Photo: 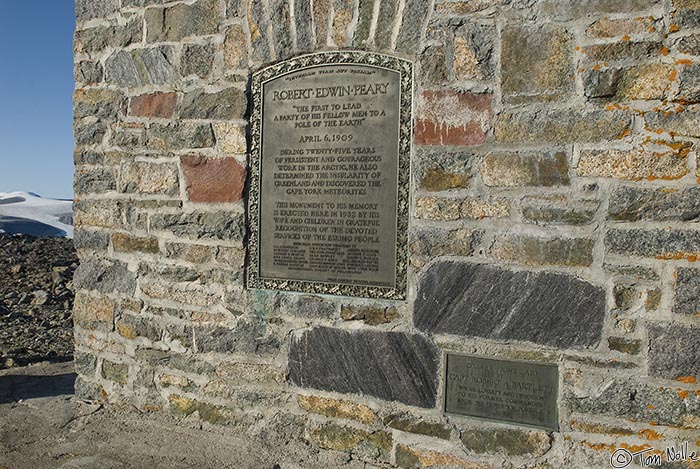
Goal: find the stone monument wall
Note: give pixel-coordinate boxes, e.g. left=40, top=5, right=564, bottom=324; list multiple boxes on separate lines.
left=73, top=0, right=700, bottom=466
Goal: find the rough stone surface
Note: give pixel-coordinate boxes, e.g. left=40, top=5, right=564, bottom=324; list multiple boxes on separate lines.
left=577, top=145, right=689, bottom=181
left=288, top=327, right=440, bottom=408
left=73, top=258, right=136, bottom=295
left=490, top=235, right=594, bottom=267
left=179, top=87, right=247, bottom=120
left=584, top=63, right=675, bottom=101
left=495, top=109, right=630, bottom=144
left=76, top=0, right=119, bottom=21
left=181, top=156, right=246, bottom=203
left=539, top=0, right=660, bottom=21
left=415, top=262, right=606, bottom=348
left=415, top=91, right=492, bottom=146
left=674, top=267, right=700, bottom=315
left=119, top=161, right=179, bottom=196
left=605, top=228, right=700, bottom=260
left=648, top=322, right=700, bottom=380
left=501, top=24, right=573, bottom=103
left=149, top=211, right=245, bottom=241
left=481, top=151, right=569, bottom=187
left=129, top=92, right=177, bottom=118
left=453, top=21, right=496, bottom=81
left=609, top=186, right=700, bottom=222
left=645, top=107, right=700, bottom=137
left=104, top=46, right=177, bottom=88
left=181, top=44, right=215, bottom=78
left=145, top=0, right=220, bottom=42
left=148, top=123, right=215, bottom=150
left=460, top=428, right=551, bottom=457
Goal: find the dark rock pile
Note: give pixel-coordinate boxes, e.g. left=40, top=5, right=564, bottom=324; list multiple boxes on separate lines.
left=0, top=233, right=77, bottom=368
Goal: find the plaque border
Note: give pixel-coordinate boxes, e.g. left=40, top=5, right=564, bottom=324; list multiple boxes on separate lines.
left=442, top=352, right=560, bottom=431
left=247, top=51, right=413, bottom=300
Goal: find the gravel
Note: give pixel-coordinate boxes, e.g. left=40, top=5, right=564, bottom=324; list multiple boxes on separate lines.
left=0, top=233, right=76, bottom=368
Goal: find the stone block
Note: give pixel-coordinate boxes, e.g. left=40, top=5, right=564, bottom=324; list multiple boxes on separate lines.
left=419, top=45, right=448, bottom=86
left=581, top=41, right=663, bottom=64
left=352, top=0, right=374, bottom=47
left=73, top=88, right=125, bottom=121
left=415, top=90, right=492, bottom=146
left=181, top=43, right=215, bottom=78
left=112, top=233, right=160, bottom=254
left=102, top=360, right=129, bottom=384
left=577, top=144, right=689, bottom=181
left=453, top=21, right=496, bottom=81
left=586, top=16, right=659, bottom=38
left=481, top=151, right=569, bottom=187
left=414, top=196, right=510, bottom=221
left=74, top=61, right=104, bottom=85
left=674, top=33, right=700, bottom=55
left=297, top=395, right=377, bottom=424
left=410, top=227, right=483, bottom=259
left=224, top=24, right=248, bottom=70
left=76, top=0, right=118, bottom=21
left=288, top=327, right=439, bottom=408
left=645, top=107, right=700, bottom=137
left=490, top=235, right=594, bottom=267
left=609, top=186, right=700, bottom=222
left=73, top=291, right=116, bottom=332
left=181, top=156, right=246, bottom=203
left=564, top=377, right=697, bottom=427
left=150, top=211, right=245, bottom=241
left=607, top=337, right=641, bottom=355
left=395, top=0, right=431, bottom=54
left=414, top=262, right=606, bottom=348
left=194, top=318, right=279, bottom=354
left=414, top=148, right=474, bottom=191
left=678, top=64, right=700, bottom=103
left=73, top=229, right=111, bottom=252
left=340, top=304, right=399, bottom=325
left=147, top=123, right=215, bottom=150
left=522, top=202, right=597, bottom=226
left=73, top=257, right=136, bottom=295
left=105, top=46, right=177, bottom=88
left=145, top=0, right=220, bottom=42
left=74, top=18, right=142, bottom=55
left=74, top=167, right=117, bottom=195
left=495, top=109, right=630, bottom=144
left=539, top=0, right=660, bottom=21
left=648, top=322, right=700, bottom=380
left=307, top=422, right=392, bottom=462
left=383, top=414, right=452, bottom=440
left=179, top=87, right=247, bottom=120
left=584, top=63, right=675, bottom=100
left=129, top=92, right=177, bottom=118
left=605, top=228, right=700, bottom=261
left=275, top=294, right=337, bottom=319
left=74, top=199, right=123, bottom=230
left=501, top=24, right=573, bottom=103
left=119, top=161, right=179, bottom=196
left=395, top=445, right=492, bottom=469
left=674, top=267, right=700, bottom=315
left=460, top=427, right=551, bottom=457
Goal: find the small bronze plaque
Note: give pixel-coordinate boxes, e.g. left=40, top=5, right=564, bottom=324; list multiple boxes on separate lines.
left=248, top=52, right=412, bottom=299
left=444, top=353, right=559, bottom=431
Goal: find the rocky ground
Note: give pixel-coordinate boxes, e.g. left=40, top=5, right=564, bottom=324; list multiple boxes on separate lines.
left=0, top=233, right=76, bottom=368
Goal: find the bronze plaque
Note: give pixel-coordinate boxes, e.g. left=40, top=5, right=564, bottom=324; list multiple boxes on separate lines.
left=444, top=353, right=559, bottom=430
left=248, top=52, right=412, bottom=299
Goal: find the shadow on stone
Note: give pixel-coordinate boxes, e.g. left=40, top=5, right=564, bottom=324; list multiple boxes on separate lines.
left=0, top=372, right=76, bottom=404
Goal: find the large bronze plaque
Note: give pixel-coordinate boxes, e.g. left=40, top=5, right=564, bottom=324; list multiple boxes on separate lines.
left=444, top=353, right=559, bottom=430
left=248, top=52, right=412, bottom=299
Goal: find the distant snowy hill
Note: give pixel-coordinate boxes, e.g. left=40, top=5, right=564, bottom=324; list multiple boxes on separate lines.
left=0, top=192, right=73, bottom=238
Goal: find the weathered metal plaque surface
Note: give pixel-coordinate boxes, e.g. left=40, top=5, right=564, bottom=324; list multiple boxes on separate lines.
left=248, top=52, right=412, bottom=299
left=444, top=353, right=559, bottom=430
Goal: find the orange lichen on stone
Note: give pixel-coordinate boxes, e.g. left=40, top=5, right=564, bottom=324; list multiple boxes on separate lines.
left=678, top=390, right=690, bottom=399
left=647, top=404, right=655, bottom=410
left=622, top=34, right=631, bottom=41
left=677, top=376, right=698, bottom=384
left=670, top=24, right=681, bottom=33
left=660, top=46, right=670, bottom=56
left=655, top=252, right=699, bottom=262
left=638, top=429, right=664, bottom=441
left=583, top=441, right=616, bottom=453
left=676, top=59, right=693, bottom=65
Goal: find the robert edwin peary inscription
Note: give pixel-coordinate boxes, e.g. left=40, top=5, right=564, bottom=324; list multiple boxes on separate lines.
left=248, top=52, right=412, bottom=299
left=444, top=353, right=559, bottom=431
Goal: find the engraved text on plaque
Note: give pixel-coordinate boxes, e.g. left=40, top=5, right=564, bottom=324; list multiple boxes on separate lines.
left=248, top=52, right=412, bottom=299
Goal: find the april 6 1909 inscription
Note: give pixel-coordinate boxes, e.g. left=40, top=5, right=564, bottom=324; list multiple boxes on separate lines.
left=444, top=353, right=559, bottom=431
left=248, top=52, right=413, bottom=299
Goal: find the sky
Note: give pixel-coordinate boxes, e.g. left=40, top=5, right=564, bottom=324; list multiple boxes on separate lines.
left=0, top=1, right=75, bottom=200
